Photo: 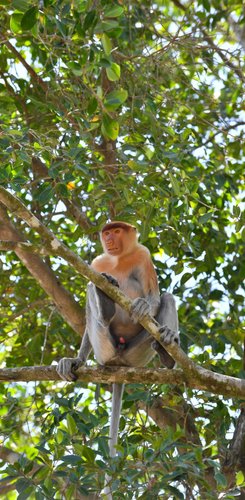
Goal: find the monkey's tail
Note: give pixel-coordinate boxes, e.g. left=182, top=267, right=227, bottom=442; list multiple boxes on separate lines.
left=104, top=382, right=124, bottom=499
left=109, top=382, right=124, bottom=457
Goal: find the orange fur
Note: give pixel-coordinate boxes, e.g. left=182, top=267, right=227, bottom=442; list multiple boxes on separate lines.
left=91, top=224, right=160, bottom=340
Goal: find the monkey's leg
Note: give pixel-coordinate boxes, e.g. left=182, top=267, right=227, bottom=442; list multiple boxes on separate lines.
left=121, top=329, right=155, bottom=366
left=152, top=292, right=179, bottom=368
left=86, top=281, right=118, bottom=364
left=95, top=273, right=119, bottom=322
left=123, top=293, right=179, bottom=368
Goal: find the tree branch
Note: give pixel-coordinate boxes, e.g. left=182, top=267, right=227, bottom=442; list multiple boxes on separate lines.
left=0, top=365, right=244, bottom=398
left=171, top=0, right=245, bottom=82
left=0, top=204, right=85, bottom=336
left=31, top=156, right=92, bottom=231
left=2, top=38, right=48, bottom=91
left=0, top=186, right=244, bottom=398
left=223, top=407, right=245, bottom=475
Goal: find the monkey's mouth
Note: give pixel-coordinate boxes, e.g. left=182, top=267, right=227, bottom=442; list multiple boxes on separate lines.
left=107, top=247, right=119, bottom=253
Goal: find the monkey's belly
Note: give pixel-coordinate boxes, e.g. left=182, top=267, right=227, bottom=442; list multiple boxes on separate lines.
left=110, top=313, right=141, bottom=340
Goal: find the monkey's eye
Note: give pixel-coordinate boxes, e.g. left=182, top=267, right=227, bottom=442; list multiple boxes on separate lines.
left=114, top=228, right=121, bottom=234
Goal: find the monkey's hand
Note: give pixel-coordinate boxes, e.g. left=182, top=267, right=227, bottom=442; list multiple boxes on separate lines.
left=100, top=273, right=119, bottom=288
left=130, top=297, right=151, bottom=323
left=56, top=357, right=83, bottom=382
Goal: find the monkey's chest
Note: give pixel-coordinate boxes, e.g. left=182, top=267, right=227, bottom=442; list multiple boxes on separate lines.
left=116, top=271, right=144, bottom=298
left=110, top=274, right=144, bottom=338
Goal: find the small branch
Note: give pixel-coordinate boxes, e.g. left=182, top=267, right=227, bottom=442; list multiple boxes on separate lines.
left=31, top=156, right=92, bottom=231
left=171, top=0, right=245, bottom=82
left=0, top=240, right=49, bottom=254
left=139, top=392, right=202, bottom=446
left=2, top=38, right=48, bottom=91
left=0, top=298, right=50, bottom=331
left=199, top=121, right=245, bottom=148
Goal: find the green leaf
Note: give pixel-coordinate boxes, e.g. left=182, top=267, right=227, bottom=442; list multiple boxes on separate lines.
left=180, top=273, right=192, bottom=285
left=143, top=146, right=154, bottom=160
left=101, top=115, right=119, bottom=140
left=80, top=445, right=96, bottom=463
left=10, top=13, right=23, bottom=33
left=35, top=185, right=53, bottom=205
left=101, top=33, right=112, bottom=56
left=55, top=429, right=64, bottom=444
left=104, top=5, right=124, bottom=17
left=66, top=414, right=77, bottom=435
left=202, top=0, right=210, bottom=11
left=16, top=478, right=32, bottom=493
left=12, top=0, right=29, bottom=10
left=83, top=10, right=97, bottom=31
left=233, top=205, right=240, bottom=217
left=87, top=97, right=98, bottom=115
left=198, top=212, right=213, bottom=224
left=215, top=471, right=227, bottom=488
left=169, top=173, right=181, bottom=196
left=67, top=62, right=83, bottom=76
left=55, top=182, right=69, bottom=198
left=60, top=454, right=82, bottom=465
left=106, top=62, right=121, bottom=81
left=104, top=89, right=128, bottom=110
left=236, top=471, right=245, bottom=486
left=101, top=20, right=119, bottom=32
left=17, top=487, right=35, bottom=500
left=32, top=466, right=50, bottom=482
left=21, top=6, right=38, bottom=30
left=209, top=290, right=223, bottom=300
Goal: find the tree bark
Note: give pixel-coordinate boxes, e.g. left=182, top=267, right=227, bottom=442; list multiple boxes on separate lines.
left=0, top=365, right=244, bottom=398
left=0, top=204, right=85, bottom=335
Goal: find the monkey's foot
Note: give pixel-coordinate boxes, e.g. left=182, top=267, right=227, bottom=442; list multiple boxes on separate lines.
left=157, top=325, right=179, bottom=345
left=56, top=357, right=83, bottom=382
left=152, top=340, right=175, bottom=369
left=152, top=326, right=179, bottom=369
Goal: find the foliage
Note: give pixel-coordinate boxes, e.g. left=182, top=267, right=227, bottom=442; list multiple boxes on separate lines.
left=0, top=0, right=244, bottom=498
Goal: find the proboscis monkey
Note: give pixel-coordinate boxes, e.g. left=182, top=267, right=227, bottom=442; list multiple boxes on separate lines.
left=57, top=221, right=179, bottom=497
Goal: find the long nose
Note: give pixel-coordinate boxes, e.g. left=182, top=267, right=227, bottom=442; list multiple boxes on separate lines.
left=105, top=234, right=114, bottom=243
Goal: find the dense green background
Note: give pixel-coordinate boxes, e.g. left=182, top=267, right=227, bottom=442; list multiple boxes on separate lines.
left=0, top=0, right=244, bottom=498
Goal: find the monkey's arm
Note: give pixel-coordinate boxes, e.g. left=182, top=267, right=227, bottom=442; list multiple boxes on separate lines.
left=130, top=252, right=160, bottom=322
left=56, top=330, right=92, bottom=381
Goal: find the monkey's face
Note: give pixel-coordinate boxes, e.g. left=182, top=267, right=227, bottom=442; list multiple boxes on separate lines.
left=102, top=227, right=125, bottom=255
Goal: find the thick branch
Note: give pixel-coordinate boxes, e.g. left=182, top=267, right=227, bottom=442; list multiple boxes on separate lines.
left=0, top=365, right=244, bottom=398
left=0, top=204, right=85, bottom=335
left=0, top=187, right=244, bottom=398
left=223, top=407, right=245, bottom=475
